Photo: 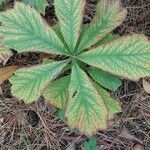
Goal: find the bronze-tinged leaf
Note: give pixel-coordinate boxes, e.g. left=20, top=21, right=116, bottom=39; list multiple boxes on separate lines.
left=0, top=2, right=68, bottom=55
left=66, top=62, right=108, bottom=135
left=55, top=0, right=85, bottom=51
left=78, top=34, right=150, bottom=80
left=43, top=76, right=70, bottom=109
left=10, top=60, right=69, bottom=103
left=77, top=0, right=127, bottom=52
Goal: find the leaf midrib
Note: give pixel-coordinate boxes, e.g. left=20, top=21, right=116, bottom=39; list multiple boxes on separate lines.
left=72, top=66, right=105, bottom=122
left=2, top=14, right=66, bottom=54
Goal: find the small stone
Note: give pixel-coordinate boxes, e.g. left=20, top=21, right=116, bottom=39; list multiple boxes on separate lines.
left=27, top=110, right=40, bottom=127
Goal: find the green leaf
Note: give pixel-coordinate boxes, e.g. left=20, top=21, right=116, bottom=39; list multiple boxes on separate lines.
left=43, top=57, right=71, bottom=73
left=53, top=24, right=65, bottom=43
left=51, top=108, right=66, bottom=122
left=94, top=32, right=119, bottom=48
left=0, top=2, right=68, bottom=55
left=78, top=35, right=150, bottom=80
left=66, top=62, right=108, bottom=135
left=53, top=24, right=69, bottom=49
left=43, top=58, right=55, bottom=64
left=54, top=0, right=85, bottom=51
left=10, top=60, right=69, bottom=103
left=57, top=109, right=66, bottom=122
left=43, top=76, right=70, bottom=109
left=95, top=84, right=121, bottom=119
left=77, top=0, right=127, bottom=52
left=75, top=24, right=88, bottom=51
left=83, top=137, right=98, bottom=150
left=22, top=0, right=48, bottom=14
left=88, top=67, right=122, bottom=91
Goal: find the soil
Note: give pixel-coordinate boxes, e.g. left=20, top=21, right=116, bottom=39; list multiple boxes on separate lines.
left=0, top=0, right=150, bottom=150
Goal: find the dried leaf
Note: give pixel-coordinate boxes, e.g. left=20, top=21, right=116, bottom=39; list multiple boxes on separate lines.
left=119, top=127, right=142, bottom=143
left=0, top=66, right=18, bottom=85
left=133, top=143, right=144, bottom=150
left=0, top=45, right=12, bottom=65
left=143, top=79, right=150, bottom=94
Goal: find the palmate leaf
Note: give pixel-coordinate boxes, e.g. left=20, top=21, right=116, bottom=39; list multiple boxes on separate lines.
left=53, top=24, right=65, bottom=43
left=94, top=32, right=119, bottom=48
left=0, top=2, right=68, bottom=55
left=53, top=24, right=69, bottom=49
left=54, top=0, right=85, bottom=51
left=95, top=84, right=121, bottom=119
left=66, top=62, right=108, bottom=135
left=43, top=76, right=70, bottom=109
left=88, top=67, right=122, bottom=92
left=22, top=0, right=48, bottom=14
left=77, top=0, right=127, bottom=52
left=10, top=60, right=69, bottom=102
left=78, top=35, right=150, bottom=80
